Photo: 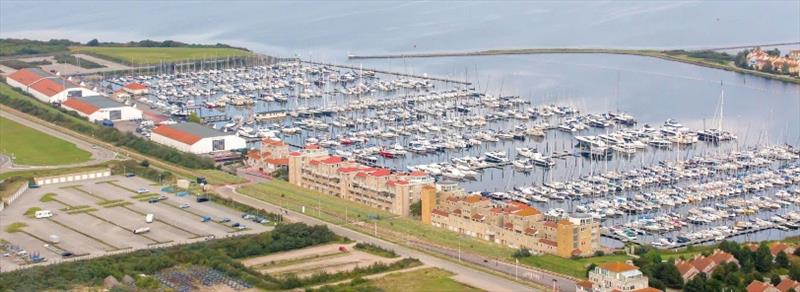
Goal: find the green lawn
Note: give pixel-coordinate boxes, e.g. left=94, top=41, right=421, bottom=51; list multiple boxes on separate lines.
left=316, top=268, right=483, bottom=292
left=71, top=46, right=253, bottom=65
left=0, top=116, right=91, bottom=166
left=196, top=169, right=246, bottom=185
left=518, top=253, right=633, bottom=279
left=239, top=181, right=514, bottom=259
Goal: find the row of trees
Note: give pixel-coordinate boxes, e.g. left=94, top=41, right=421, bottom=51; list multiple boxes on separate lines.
left=0, top=223, right=339, bottom=291
left=85, top=38, right=249, bottom=51
left=0, top=38, right=248, bottom=57
left=0, top=87, right=216, bottom=169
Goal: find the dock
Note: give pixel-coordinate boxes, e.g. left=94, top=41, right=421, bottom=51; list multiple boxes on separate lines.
left=602, top=220, right=798, bottom=249
left=300, top=60, right=471, bottom=85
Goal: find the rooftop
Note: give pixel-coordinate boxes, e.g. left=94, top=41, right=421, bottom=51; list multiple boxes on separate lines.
left=152, top=122, right=230, bottom=145
left=8, top=68, right=80, bottom=97
left=599, top=262, right=639, bottom=273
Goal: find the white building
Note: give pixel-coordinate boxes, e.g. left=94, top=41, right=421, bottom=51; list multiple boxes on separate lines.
left=588, top=262, right=651, bottom=292
left=122, top=82, right=149, bottom=95
left=6, top=68, right=98, bottom=103
left=151, top=122, right=246, bottom=154
left=61, top=95, right=142, bottom=122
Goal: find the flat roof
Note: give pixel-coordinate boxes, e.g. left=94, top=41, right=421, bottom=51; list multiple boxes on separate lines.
left=167, top=122, right=229, bottom=138
left=71, top=95, right=127, bottom=109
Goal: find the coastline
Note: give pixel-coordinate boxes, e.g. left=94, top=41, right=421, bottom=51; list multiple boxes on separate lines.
left=348, top=48, right=800, bottom=85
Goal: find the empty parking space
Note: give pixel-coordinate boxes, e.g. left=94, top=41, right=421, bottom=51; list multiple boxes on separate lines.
left=0, top=175, right=272, bottom=271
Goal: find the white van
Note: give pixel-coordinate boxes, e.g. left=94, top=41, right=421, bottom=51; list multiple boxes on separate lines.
left=145, top=214, right=154, bottom=223
left=34, top=210, right=53, bottom=219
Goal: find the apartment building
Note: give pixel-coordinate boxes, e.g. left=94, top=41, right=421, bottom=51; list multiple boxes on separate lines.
left=426, top=193, right=600, bottom=257
left=288, top=145, right=434, bottom=216
left=245, top=138, right=290, bottom=172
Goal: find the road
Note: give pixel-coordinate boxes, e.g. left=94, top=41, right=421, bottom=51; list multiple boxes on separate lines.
left=0, top=108, right=118, bottom=173
left=215, top=185, right=544, bottom=292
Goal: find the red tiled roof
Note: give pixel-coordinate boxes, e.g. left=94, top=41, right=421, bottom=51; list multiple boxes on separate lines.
left=543, top=221, right=558, bottom=228
left=265, top=158, right=288, bottom=165
left=152, top=125, right=202, bottom=145
left=370, top=168, right=391, bottom=177
left=769, top=243, right=790, bottom=256
left=262, top=139, right=286, bottom=146
left=777, top=278, right=800, bottom=292
left=599, top=262, right=639, bottom=273
left=320, top=156, right=343, bottom=164
left=432, top=209, right=449, bottom=217
left=512, top=206, right=541, bottom=217
left=691, top=257, right=716, bottom=272
left=409, top=170, right=427, bottom=177
left=8, top=68, right=78, bottom=97
left=676, top=262, right=698, bottom=277
left=708, top=251, right=736, bottom=265
left=62, top=98, right=98, bottom=115
left=463, top=195, right=482, bottom=204
left=355, top=172, right=367, bottom=178
left=305, top=144, right=320, bottom=150
left=247, top=150, right=261, bottom=159
left=747, top=280, right=772, bottom=292
left=337, top=167, right=361, bottom=173
left=124, top=82, right=147, bottom=90
left=290, top=151, right=301, bottom=156
left=576, top=280, right=593, bottom=289
left=452, top=209, right=462, bottom=215
left=524, top=227, right=537, bottom=235
left=471, top=213, right=485, bottom=221
left=504, top=222, right=514, bottom=229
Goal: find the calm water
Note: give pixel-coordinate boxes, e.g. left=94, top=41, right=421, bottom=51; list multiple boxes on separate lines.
left=3, top=0, right=800, bottom=245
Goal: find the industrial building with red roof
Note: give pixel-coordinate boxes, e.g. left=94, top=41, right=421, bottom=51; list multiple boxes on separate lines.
left=6, top=68, right=98, bottom=102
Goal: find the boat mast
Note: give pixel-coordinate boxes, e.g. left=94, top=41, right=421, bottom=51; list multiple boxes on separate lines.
left=718, top=81, right=724, bottom=131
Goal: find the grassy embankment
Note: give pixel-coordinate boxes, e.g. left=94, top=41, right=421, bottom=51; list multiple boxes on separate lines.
left=0, top=116, right=91, bottom=165
left=71, top=46, right=254, bottom=65
left=239, top=180, right=634, bottom=279
left=353, top=48, right=800, bottom=85
left=314, top=267, right=484, bottom=292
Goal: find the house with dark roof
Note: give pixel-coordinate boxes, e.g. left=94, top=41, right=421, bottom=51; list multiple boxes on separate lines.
left=150, top=122, right=246, bottom=154
left=6, top=68, right=98, bottom=103
left=61, top=95, right=142, bottom=122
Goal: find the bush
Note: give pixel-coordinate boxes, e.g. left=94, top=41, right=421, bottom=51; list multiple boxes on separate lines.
left=512, top=248, right=531, bottom=258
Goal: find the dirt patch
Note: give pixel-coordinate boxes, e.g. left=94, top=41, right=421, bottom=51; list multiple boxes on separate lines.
left=241, top=243, right=400, bottom=278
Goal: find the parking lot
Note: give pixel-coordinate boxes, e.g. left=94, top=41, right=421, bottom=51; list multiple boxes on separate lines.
left=0, top=175, right=272, bottom=271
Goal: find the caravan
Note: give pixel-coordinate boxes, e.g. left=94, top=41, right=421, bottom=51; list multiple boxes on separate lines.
left=35, top=210, right=53, bottom=219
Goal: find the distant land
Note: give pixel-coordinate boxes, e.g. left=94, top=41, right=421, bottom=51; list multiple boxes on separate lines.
left=349, top=46, right=800, bottom=85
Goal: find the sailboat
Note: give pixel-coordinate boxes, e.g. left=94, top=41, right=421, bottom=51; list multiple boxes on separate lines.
left=698, top=82, right=738, bottom=142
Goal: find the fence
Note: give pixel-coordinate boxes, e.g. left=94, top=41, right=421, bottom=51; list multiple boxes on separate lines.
left=34, top=169, right=111, bottom=186
left=0, top=182, right=29, bottom=212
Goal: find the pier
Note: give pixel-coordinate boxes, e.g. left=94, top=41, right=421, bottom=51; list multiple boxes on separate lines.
left=300, top=60, right=471, bottom=85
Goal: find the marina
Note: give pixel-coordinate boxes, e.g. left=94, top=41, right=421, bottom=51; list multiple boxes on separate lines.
left=89, top=58, right=800, bottom=250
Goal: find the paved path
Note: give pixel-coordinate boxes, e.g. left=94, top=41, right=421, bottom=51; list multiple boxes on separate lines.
left=0, top=108, right=118, bottom=173
left=215, top=185, right=541, bottom=292
left=304, top=265, right=431, bottom=290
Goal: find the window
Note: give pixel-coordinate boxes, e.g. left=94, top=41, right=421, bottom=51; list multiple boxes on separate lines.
left=212, top=139, right=225, bottom=151
left=109, top=110, right=122, bottom=120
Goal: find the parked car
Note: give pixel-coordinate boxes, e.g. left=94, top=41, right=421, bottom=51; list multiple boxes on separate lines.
left=179, top=203, right=190, bottom=209
left=136, top=188, right=149, bottom=194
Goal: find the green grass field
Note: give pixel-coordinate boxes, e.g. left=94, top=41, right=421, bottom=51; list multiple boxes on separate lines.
left=0, top=116, right=91, bottom=166
left=70, top=46, right=253, bottom=65
left=518, top=253, right=632, bottom=279
left=196, top=169, right=246, bottom=185
left=317, top=268, right=483, bottom=292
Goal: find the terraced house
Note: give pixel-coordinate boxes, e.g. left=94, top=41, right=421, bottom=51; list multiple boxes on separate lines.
left=288, top=145, right=434, bottom=216
left=426, top=193, right=600, bottom=257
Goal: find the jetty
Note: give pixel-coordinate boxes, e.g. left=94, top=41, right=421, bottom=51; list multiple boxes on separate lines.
left=300, top=60, right=471, bottom=85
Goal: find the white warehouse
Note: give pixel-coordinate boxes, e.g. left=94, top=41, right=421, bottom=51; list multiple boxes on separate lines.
left=6, top=68, right=98, bottom=103
left=151, top=122, right=246, bottom=154
left=61, top=95, right=143, bottom=122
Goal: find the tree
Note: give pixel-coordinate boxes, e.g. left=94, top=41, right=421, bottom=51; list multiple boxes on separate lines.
left=512, top=248, right=531, bottom=258
left=586, top=263, right=598, bottom=277
left=790, top=264, right=800, bottom=281
left=653, top=262, right=683, bottom=289
left=140, top=159, right=150, bottom=168
left=795, top=248, right=800, bottom=257
left=776, top=251, right=790, bottom=269
left=767, top=48, right=781, bottom=57
left=648, top=278, right=666, bottom=291
left=772, top=274, right=782, bottom=285
left=409, top=200, right=421, bottom=217
left=755, top=243, right=774, bottom=273
left=724, top=272, right=740, bottom=287
left=87, top=38, right=99, bottom=46
left=188, top=113, right=203, bottom=123
left=684, top=273, right=707, bottom=292
left=763, top=62, right=774, bottom=73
